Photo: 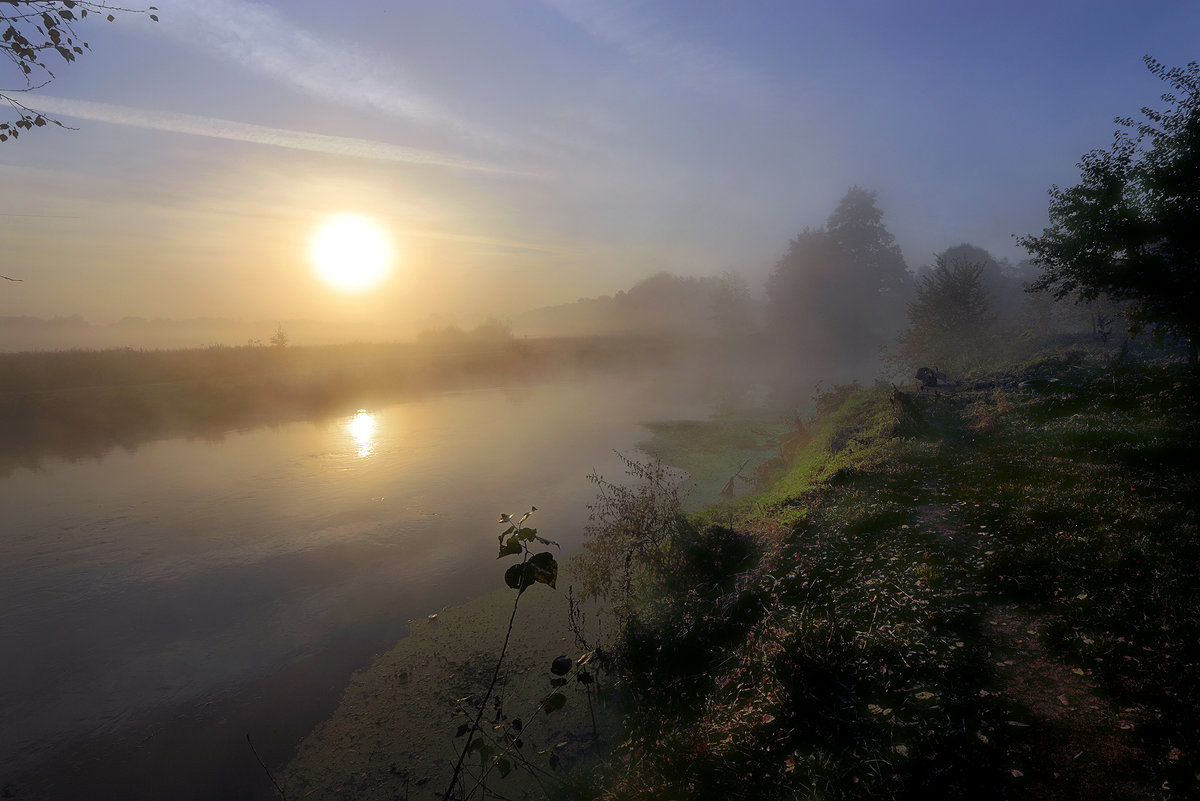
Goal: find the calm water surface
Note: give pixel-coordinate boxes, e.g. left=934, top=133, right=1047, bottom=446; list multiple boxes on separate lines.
left=0, top=372, right=718, bottom=799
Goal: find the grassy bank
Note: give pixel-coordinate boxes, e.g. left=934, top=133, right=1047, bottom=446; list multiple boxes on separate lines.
left=581, top=341, right=1199, bottom=799
left=0, top=334, right=689, bottom=474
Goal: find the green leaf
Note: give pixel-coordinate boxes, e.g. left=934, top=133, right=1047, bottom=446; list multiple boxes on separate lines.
left=495, top=757, right=512, bottom=778
left=498, top=536, right=522, bottom=558
left=455, top=723, right=470, bottom=738
left=542, top=691, right=567, bottom=714
left=516, top=527, right=537, bottom=542
left=550, top=655, right=573, bottom=675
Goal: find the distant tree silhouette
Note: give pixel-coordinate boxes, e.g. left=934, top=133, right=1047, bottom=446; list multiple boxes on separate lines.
left=1, top=1, right=157, bottom=142
left=766, top=187, right=911, bottom=379
left=898, top=255, right=994, bottom=370
left=708, top=271, right=758, bottom=343
left=1019, top=56, right=1200, bottom=364
left=935, top=243, right=1026, bottom=324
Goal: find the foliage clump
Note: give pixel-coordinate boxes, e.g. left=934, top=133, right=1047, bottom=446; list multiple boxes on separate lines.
left=1019, top=57, right=1200, bottom=363
left=898, top=255, right=996, bottom=371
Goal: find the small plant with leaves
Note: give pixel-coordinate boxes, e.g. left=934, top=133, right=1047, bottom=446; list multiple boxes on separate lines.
left=442, top=507, right=578, bottom=801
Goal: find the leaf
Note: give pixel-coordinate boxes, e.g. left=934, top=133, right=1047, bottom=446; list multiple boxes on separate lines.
left=550, top=655, right=573, bottom=675
left=498, top=536, right=521, bottom=558
left=495, top=757, right=512, bottom=778
left=516, top=526, right=537, bottom=542
left=542, top=691, right=567, bottom=713
left=455, top=723, right=470, bottom=738
left=504, top=563, right=530, bottom=592
left=528, top=551, right=558, bottom=589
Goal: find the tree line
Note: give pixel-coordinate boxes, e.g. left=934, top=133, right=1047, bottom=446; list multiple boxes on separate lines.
left=766, top=56, right=1200, bottom=382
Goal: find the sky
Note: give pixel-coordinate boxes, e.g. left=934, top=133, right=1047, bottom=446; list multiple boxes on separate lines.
left=1, top=0, right=1198, bottom=340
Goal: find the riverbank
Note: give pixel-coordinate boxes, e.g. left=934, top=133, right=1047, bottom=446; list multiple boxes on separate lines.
left=0, top=334, right=712, bottom=474
left=279, top=339, right=1200, bottom=799
left=279, top=574, right=615, bottom=800
left=277, top=411, right=789, bottom=799
left=591, top=341, right=1200, bottom=799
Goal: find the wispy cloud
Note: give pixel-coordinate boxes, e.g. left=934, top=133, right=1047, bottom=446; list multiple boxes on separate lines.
left=150, top=0, right=508, bottom=146
left=541, top=0, right=772, bottom=105
left=31, top=96, right=529, bottom=175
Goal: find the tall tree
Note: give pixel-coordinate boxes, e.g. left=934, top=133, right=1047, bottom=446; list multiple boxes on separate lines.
left=766, top=188, right=911, bottom=379
left=2, top=1, right=157, bottom=142
left=898, top=255, right=995, bottom=369
left=1018, top=56, right=1200, bottom=363
left=937, top=243, right=1025, bottom=323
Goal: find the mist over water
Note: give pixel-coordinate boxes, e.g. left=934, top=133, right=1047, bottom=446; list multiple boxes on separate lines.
left=0, top=369, right=727, bottom=800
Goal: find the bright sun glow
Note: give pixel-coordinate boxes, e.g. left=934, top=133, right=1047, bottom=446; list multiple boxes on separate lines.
left=309, top=214, right=393, bottom=292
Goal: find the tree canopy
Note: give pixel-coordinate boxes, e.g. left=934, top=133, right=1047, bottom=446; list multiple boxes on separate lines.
left=766, top=187, right=911, bottom=379
left=2, top=1, right=156, bottom=142
left=1018, top=56, right=1200, bottom=362
left=898, top=255, right=995, bottom=370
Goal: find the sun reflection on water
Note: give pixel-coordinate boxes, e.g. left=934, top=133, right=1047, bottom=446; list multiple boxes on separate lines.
left=346, top=410, right=377, bottom=458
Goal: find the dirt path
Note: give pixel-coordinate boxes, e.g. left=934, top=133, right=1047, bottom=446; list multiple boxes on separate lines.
left=916, top=501, right=1152, bottom=800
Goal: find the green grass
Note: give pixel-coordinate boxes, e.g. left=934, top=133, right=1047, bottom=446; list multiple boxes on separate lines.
left=583, top=341, right=1200, bottom=800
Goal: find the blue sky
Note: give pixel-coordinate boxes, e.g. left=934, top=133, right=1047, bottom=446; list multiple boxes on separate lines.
left=1, top=0, right=1198, bottom=336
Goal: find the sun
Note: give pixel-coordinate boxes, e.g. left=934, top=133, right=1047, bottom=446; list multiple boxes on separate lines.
left=309, top=214, right=393, bottom=292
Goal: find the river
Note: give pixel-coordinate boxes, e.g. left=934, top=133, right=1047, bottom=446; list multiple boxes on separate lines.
left=0, top=370, right=723, bottom=800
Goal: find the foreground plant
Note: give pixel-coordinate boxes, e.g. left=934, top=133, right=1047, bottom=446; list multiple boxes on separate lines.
left=442, top=507, right=602, bottom=801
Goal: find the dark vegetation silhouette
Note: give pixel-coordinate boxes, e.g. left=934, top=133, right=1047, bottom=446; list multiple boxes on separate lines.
left=514, top=271, right=759, bottom=344
left=1019, top=56, right=1200, bottom=364
left=1, top=1, right=157, bottom=142
left=898, top=255, right=996, bottom=371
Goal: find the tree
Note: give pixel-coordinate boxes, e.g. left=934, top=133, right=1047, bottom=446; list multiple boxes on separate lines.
left=708, top=271, right=757, bottom=343
left=898, top=255, right=995, bottom=370
left=2, top=1, right=157, bottom=142
left=1018, top=56, right=1200, bottom=363
left=766, top=187, right=912, bottom=381
left=936, top=243, right=1025, bottom=324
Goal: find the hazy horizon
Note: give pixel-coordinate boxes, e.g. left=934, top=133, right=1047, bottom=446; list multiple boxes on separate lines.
left=3, top=1, right=1199, bottom=334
